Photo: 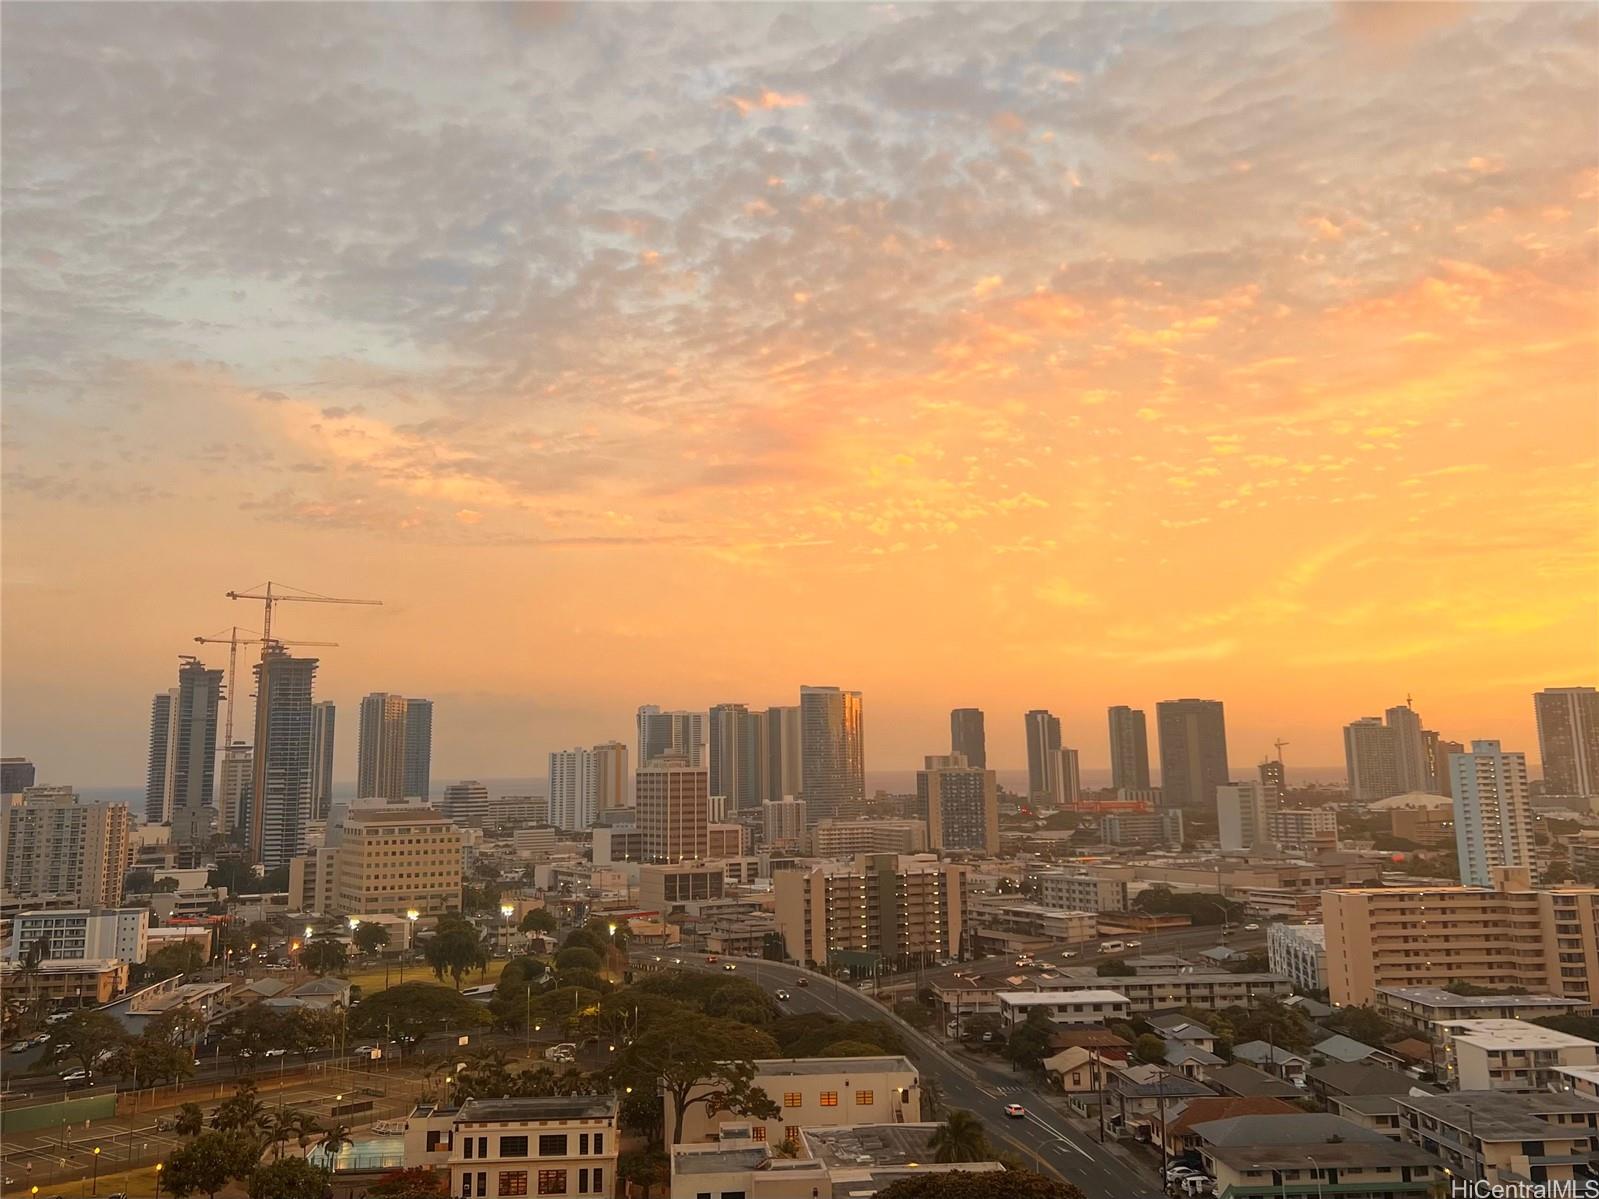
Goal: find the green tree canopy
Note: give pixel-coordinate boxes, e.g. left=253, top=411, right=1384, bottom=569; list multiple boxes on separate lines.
left=612, top=1015, right=781, bottom=1143
left=354, top=922, right=392, bottom=954
left=301, top=938, right=349, bottom=976
left=520, top=908, right=558, bottom=934
left=1134, top=1033, right=1168, bottom=1064
left=146, top=941, right=206, bottom=981
left=554, top=946, right=603, bottom=973
left=247, top=1157, right=329, bottom=1199
left=1005, top=1010, right=1055, bottom=1069
left=877, top=1170, right=1086, bottom=1199
left=162, top=1130, right=261, bottom=1199
left=425, top=927, right=489, bottom=988
left=350, top=981, right=492, bottom=1044
left=927, top=1111, right=992, bottom=1163
left=1096, top=958, right=1132, bottom=977
left=48, top=1009, right=128, bottom=1074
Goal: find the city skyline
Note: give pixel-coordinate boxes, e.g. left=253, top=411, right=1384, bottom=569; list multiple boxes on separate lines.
left=3, top=3, right=1596, bottom=785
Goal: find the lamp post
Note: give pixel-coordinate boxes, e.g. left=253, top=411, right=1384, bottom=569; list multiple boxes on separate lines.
left=91, top=1145, right=101, bottom=1196
left=501, top=905, right=516, bottom=956
left=153, top=1164, right=162, bottom=1199
left=404, top=910, right=420, bottom=981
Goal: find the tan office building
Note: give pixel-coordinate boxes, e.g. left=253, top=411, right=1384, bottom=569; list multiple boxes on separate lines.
left=636, top=753, right=709, bottom=863
left=333, top=806, right=462, bottom=917
left=775, top=853, right=966, bottom=969
left=1322, top=866, right=1599, bottom=1006
left=675, top=1056, right=921, bottom=1145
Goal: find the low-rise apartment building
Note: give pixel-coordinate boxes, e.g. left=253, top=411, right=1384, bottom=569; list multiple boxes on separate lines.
left=2, top=908, right=149, bottom=964
left=1396, top=1092, right=1599, bottom=1188
left=1036, top=871, right=1130, bottom=912
left=998, top=990, right=1132, bottom=1029
left=967, top=898, right=1098, bottom=957
left=807, top=819, right=928, bottom=857
left=1443, top=1019, right=1599, bottom=1091
left=1373, top=986, right=1590, bottom=1035
left=1193, top=1113, right=1439, bottom=1199
left=404, top=1096, right=617, bottom=1199
left=933, top=970, right=1290, bottom=1020
left=1266, top=808, right=1338, bottom=854
left=0, top=957, right=128, bottom=1004
left=676, top=1056, right=921, bottom=1145
left=774, top=853, right=965, bottom=970
left=1322, top=866, right=1599, bottom=1006
left=1267, top=921, right=1326, bottom=993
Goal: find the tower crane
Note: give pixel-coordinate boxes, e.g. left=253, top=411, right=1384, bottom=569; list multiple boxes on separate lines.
left=224, top=581, right=382, bottom=646
left=194, top=628, right=339, bottom=747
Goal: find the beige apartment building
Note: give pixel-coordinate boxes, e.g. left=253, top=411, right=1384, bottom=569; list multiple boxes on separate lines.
left=1396, top=1092, right=1599, bottom=1189
left=775, top=853, right=966, bottom=969
left=332, top=806, right=463, bottom=917
left=1322, top=866, right=1599, bottom=1006
left=1, top=787, right=130, bottom=909
left=675, top=1056, right=921, bottom=1144
left=808, top=818, right=928, bottom=857
left=636, top=753, right=709, bottom=863
left=1443, top=1020, right=1599, bottom=1091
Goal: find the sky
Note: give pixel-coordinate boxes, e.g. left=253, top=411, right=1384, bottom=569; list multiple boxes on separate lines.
left=2, top=2, right=1596, bottom=788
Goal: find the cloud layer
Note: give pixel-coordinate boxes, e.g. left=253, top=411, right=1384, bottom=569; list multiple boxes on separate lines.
left=3, top=2, right=1595, bottom=782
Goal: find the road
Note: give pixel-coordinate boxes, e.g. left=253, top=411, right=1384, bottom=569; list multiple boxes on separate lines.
left=644, top=951, right=1164, bottom=1199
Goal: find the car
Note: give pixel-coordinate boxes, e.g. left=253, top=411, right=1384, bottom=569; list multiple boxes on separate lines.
left=61, top=1069, right=91, bottom=1083
left=981, top=1031, right=995, bottom=1043
left=1123, top=940, right=1143, bottom=949
left=263, top=1048, right=288, bottom=1058
left=652, top=955, right=662, bottom=962
left=1004, top=1103, right=1026, bottom=1118
left=705, top=956, right=719, bottom=964
left=1243, top=923, right=1261, bottom=931
left=7, top=1041, right=31, bottom=1053
left=238, top=1049, right=254, bottom=1058
left=775, top=990, right=790, bottom=1001
left=32, top=1033, right=52, bottom=1045
left=352, top=1045, right=378, bottom=1056
left=1060, top=950, right=1078, bottom=959
left=796, top=978, right=808, bottom=987
left=1180, top=1177, right=1214, bottom=1195
left=723, top=963, right=736, bottom=971
left=46, top=1012, right=71, bottom=1024
left=671, top=957, right=683, bottom=964
left=1167, top=1166, right=1201, bottom=1181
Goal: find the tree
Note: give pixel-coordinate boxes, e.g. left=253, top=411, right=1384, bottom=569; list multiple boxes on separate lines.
left=218, top=1006, right=292, bottom=1064
left=285, top=1008, right=340, bottom=1062
left=821, top=1039, right=886, bottom=1057
left=554, top=946, right=603, bottom=974
left=876, top=1170, right=1086, bottom=1199
left=354, top=922, right=392, bottom=955
left=349, top=982, right=491, bottom=1046
left=147, top=941, right=206, bottom=981
left=519, top=908, right=558, bottom=935
left=48, top=1009, right=128, bottom=1074
left=174, top=1102, right=206, bottom=1138
left=301, top=938, right=349, bottom=977
left=895, top=999, right=934, bottom=1030
left=1005, top=1011, right=1054, bottom=1070
left=368, top=1167, right=449, bottom=1199
left=213, top=1082, right=268, bottom=1133
left=247, top=1158, right=329, bottom=1199
left=618, top=1149, right=670, bottom=1198
left=1134, top=1033, right=1168, bottom=1064
left=320, top=1123, right=354, bottom=1161
left=927, top=1111, right=992, bottom=1163
left=1096, top=958, right=1131, bottom=977
left=1132, top=887, right=1244, bottom=926
left=162, top=1131, right=261, bottom=1199
left=613, top=1017, right=781, bottom=1143
left=1324, top=1005, right=1400, bottom=1047
left=425, top=927, right=489, bottom=989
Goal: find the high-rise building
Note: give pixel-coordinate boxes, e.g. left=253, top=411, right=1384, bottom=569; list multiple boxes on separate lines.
left=169, top=657, right=223, bottom=844
left=217, top=742, right=252, bottom=837
left=441, top=780, right=490, bottom=827
left=0, top=758, right=35, bottom=795
left=1343, top=716, right=1403, bottom=801
left=1451, top=740, right=1533, bottom=887
left=915, top=753, right=998, bottom=853
left=404, top=699, right=433, bottom=801
left=357, top=693, right=409, bottom=800
left=709, top=703, right=764, bottom=812
left=636, top=752, right=709, bottom=863
left=1535, top=687, right=1599, bottom=798
left=1156, top=699, right=1230, bottom=809
left=2, top=787, right=130, bottom=908
left=310, top=702, right=336, bottom=820
left=1024, top=710, right=1063, bottom=805
left=1059, top=747, right=1082, bottom=808
left=766, top=705, right=802, bottom=803
left=548, top=748, right=597, bottom=832
left=249, top=646, right=319, bottom=868
left=1322, top=867, right=1599, bottom=1006
left=762, top=797, right=807, bottom=848
left=1259, top=757, right=1286, bottom=801
left=950, top=709, right=987, bottom=769
left=636, top=705, right=705, bottom=767
left=1107, top=706, right=1151, bottom=791
left=1217, top=781, right=1272, bottom=852
left=775, top=853, right=967, bottom=970
left=593, top=741, right=630, bottom=811
left=799, top=686, right=864, bottom=824
left=1386, top=704, right=1434, bottom=795
left=144, top=689, right=176, bottom=823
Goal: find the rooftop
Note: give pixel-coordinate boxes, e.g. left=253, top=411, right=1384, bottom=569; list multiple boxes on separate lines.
left=672, top=1145, right=769, bottom=1175
left=1234, top=1041, right=1309, bottom=1065
left=1397, top=1092, right=1599, bottom=1139
left=1203, top=1064, right=1303, bottom=1098
left=1168, top=1096, right=1301, bottom=1136
left=1377, top=986, right=1584, bottom=1009
left=749, top=1056, right=915, bottom=1077
left=802, top=1123, right=941, bottom=1169
left=1314, top=1034, right=1381, bottom=1062
left=1447, top=1020, right=1599, bottom=1051
left=454, top=1095, right=618, bottom=1123
left=1308, top=1062, right=1434, bottom=1096
left=998, top=989, right=1131, bottom=1005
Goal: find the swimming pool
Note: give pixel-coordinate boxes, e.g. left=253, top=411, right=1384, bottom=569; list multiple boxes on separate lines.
left=307, top=1133, right=405, bottom=1172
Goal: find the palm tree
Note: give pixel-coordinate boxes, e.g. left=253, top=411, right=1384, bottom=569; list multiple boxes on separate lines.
left=174, top=1102, right=205, bottom=1138
left=319, top=1123, right=354, bottom=1169
left=287, top=1110, right=324, bottom=1154
left=212, top=1082, right=267, bottom=1132
left=928, top=1110, right=992, bottom=1163
left=266, top=1110, right=298, bottom=1160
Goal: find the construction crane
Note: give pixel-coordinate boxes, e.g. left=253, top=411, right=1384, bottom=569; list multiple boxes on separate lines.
left=225, top=581, right=382, bottom=645
left=194, top=627, right=339, bottom=747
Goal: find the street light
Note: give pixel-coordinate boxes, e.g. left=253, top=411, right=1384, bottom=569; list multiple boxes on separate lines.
left=91, top=1145, right=101, bottom=1196
left=501, top=904, right=515, bottom=954
left=403, top=910, right=420, bottom=980
left=154, top=1163, right=162, bottom=1199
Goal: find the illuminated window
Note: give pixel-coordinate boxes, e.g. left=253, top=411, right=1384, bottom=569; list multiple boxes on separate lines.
left=750, top=1126, right=767, bottom=1141
left=855, top=1091, right=874, bottom=1105
left=820, top=1092, right=838, bottom=1107
left=499, top=1172, right=528, bottom=1196
left=536, top=1170, right=567, bottom=1195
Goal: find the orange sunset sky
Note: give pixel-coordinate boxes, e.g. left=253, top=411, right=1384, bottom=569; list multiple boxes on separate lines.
left=2, top=2, right=1596, bottom=786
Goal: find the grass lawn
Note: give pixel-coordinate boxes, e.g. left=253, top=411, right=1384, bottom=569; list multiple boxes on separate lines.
left=57, top=1161, right=165, bottom=1197
left=340, top=956, right=513, bottom=993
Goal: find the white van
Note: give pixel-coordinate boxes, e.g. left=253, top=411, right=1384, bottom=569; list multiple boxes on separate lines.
left=1100, top=940, right=1126, bottom=953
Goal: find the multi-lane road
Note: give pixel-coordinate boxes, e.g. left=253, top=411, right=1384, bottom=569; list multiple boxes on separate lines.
left=645, top=951, right=1165, bottom=1199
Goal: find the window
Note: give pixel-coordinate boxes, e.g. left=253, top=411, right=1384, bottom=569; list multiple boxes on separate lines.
left=428, top=1130, right=451, bottom=1151
left=820, top=1092, right=838, bottom=1107
left=784, top=1092, right=803, bottom=1108
left=593, top=1134, right=602, bottom=1155
left=855, top=1091, right=874, bottom=1105
left=536, top=1170, right=567, bottom=1195
left=591, top=1169, right=602, bottom=1194
left=538, top=1134, right=569, bottom=1156
left=578, top=1169, right=588, bottom=1192
left=578, top=1134, right=588, bottom=1155
left=750, top=1125, right=766, bottom=1141
left=500, top=1137, right=529, bottom=1158
left=499, top=1172, right=528, bottom=1196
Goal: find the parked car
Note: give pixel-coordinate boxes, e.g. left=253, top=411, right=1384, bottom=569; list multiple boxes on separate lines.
left=61, top=1069, right=92, bottom=1083
left=31, top=1033, right=52, bottom=1045
left=1060, top=950, right=1078, bottom=958
left=722, top=963, right=736, bottom=971
left=1004, top=1103, right=1026, bottom=1118
left=46, top=1012, right=72, bottom=1024
left=1123, top=940, right=1143, bottom=949
left=1243, top=923, right=1261, bottom=931
left=1166, top=1165, right=1200, bottom=1181
left=7, top=1042, right=31, bottom=1054
left=263, top=1048, right=287, bottom=1058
